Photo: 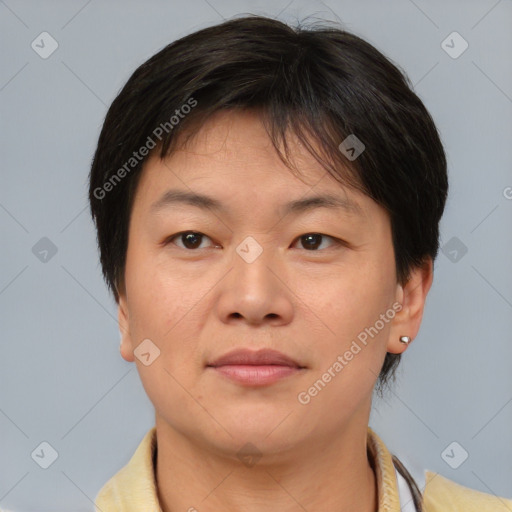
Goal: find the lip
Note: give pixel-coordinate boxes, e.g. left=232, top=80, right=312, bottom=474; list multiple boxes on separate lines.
left=207, top=348, right=305, bottom=387
left=208, top=348, right=302, bottom=368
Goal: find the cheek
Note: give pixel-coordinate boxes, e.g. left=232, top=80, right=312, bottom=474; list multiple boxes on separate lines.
left=125, top=245, right=198, bottom=335
left=302, top=259, right=395, bottom=342
left=296, top=260, right=395, bottom=410
left=124, top=252, right=215, bottom=387
left=297, top=280, right=393, bottom=413
left=124, top=261, right=206, bottom=404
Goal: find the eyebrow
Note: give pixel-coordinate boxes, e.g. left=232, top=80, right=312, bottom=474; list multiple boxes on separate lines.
left=150, top=189, right=364, bottom=217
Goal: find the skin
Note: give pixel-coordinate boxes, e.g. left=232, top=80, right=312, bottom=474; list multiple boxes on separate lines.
left=118, top=110, right=433, bottom=512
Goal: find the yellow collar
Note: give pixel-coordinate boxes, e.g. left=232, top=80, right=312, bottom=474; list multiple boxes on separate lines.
left=367, top=427, right=402, bottom=511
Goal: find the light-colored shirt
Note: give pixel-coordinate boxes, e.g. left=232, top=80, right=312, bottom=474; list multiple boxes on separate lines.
left=95, top=427, right=512, bottom=511
left=395, top=468, right=416, bottom=511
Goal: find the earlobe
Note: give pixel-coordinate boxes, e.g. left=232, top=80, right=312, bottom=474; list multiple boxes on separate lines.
left=387, top=258, right=434, bottom=354
left=118, top=294, right=135, bottom=362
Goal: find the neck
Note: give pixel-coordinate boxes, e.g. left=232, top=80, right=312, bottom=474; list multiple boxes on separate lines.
left=155, top=418, right=377, bottom=512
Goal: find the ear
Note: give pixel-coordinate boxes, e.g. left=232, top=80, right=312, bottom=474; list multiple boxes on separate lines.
left=118, top=292, right=135, bottom=362
left=387, top=258, right=434, bottom=354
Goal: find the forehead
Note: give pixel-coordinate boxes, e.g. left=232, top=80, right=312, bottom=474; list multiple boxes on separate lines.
left=157, top=109, right=329, bottom=183
left=134, top=110, right=376, bottom=222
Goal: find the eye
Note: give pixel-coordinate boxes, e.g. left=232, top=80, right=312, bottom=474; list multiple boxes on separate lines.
left=292, top=233, right=340, bottom=251
left=164, top=231, right=344, bottom=252
left=165, top=231, right=215, bottom=250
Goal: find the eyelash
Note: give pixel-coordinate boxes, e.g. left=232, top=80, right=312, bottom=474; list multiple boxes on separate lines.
left=163, top=231, right=346, bottom=252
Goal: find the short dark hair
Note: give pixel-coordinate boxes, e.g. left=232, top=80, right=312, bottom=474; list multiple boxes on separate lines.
left=89, top=15, right=448, bottom=389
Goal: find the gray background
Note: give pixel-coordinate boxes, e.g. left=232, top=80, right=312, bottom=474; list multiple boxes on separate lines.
left=1, top=0, right=511, bottom=510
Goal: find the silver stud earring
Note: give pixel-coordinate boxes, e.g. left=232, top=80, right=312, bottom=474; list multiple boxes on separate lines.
left=399, top=336, right=411, bottom=345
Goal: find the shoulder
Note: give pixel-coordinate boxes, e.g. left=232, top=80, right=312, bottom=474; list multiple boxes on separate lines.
left=423, top=470, right=512, bottom=512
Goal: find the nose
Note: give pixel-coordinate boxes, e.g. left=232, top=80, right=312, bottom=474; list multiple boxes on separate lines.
left=214, top=241, right=294, bottom=327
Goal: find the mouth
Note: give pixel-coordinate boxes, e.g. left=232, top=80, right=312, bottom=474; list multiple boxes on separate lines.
left=206, top=348, right=306, bottom=387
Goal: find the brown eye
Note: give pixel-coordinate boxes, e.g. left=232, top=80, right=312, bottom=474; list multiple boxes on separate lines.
left=168, top=231, right=212, bottom=250
left=295, top=233, right=337, bottom=251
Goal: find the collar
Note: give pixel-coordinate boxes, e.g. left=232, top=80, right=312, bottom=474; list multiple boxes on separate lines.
left=94, top=426, right=402, bottom=511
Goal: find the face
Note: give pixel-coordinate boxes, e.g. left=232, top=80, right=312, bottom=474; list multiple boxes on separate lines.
left=118, top=110, right=429, bottom=457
